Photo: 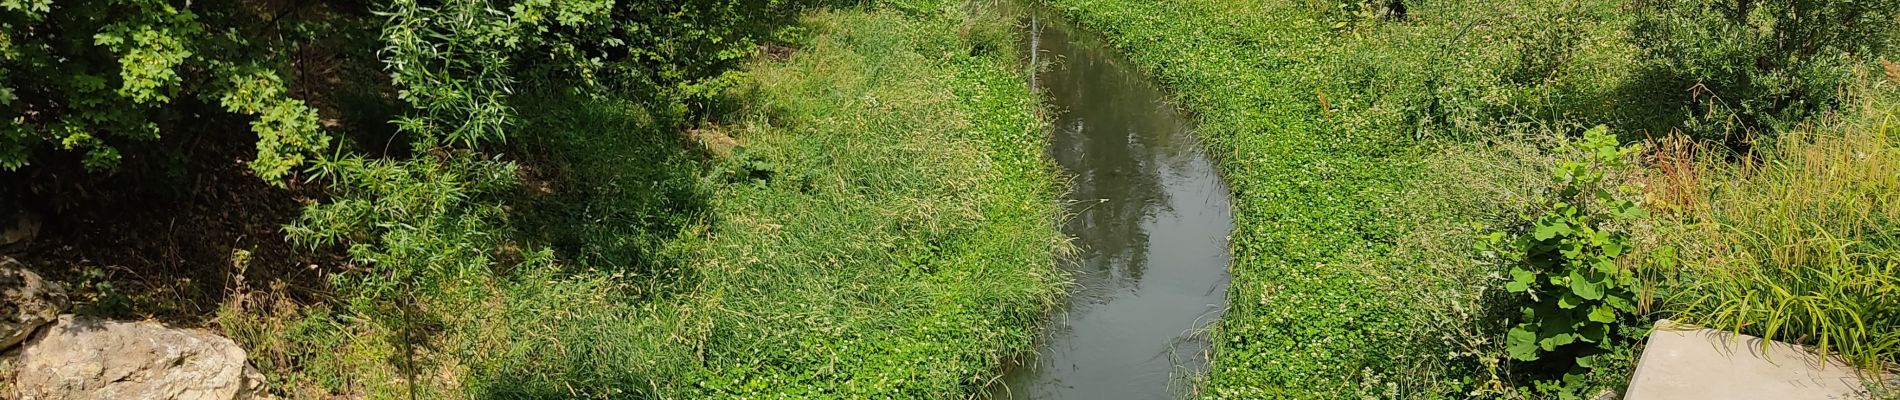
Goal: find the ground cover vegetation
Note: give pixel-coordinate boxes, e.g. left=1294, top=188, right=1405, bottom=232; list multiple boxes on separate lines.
left=11, top=0, right=1898, bottom=397
left=4, top=0, right=1066, bottom=398
left=1036, top=0, right=1898, bottom=397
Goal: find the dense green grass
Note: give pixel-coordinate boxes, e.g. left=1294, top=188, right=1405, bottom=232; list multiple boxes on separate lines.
left=219, top=3, right=1066, bottom=398
left=657, top=5, right=1066, bottom=397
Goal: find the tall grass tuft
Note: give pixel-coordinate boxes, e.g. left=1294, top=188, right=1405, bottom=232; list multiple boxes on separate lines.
left=1650, top=74, right=1900, bottom=371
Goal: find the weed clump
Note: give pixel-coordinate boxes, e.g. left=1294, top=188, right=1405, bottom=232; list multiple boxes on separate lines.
left=1480, top=127, right=1647, bottom=395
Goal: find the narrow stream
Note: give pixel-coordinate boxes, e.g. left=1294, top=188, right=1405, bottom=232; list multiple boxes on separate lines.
left=988, top=8, right=1235, bottom=400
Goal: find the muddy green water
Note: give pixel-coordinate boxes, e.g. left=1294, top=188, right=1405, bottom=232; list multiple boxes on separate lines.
left=988, top=8, right=1234, bottom=400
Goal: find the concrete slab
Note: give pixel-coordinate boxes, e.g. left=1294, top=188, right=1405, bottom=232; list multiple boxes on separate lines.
left=1626, top=319, right=1883, bottom=400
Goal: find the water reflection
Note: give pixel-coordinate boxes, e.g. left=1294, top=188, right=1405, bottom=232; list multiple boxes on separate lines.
left=991, top=9, right=1235, bottom=400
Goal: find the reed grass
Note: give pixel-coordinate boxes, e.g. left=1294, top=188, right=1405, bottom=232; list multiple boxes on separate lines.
left=1652, top=77, right=1900, bottom=371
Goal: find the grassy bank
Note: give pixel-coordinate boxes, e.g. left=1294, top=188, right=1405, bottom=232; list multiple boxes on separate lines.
left=1032, top=0, right=1634, bottom=396
left=651, top=5, right=1066, bottom=396
left=214, top=3, right=1066, bottom=398
left=1035, top=0, right=1896, bottom=397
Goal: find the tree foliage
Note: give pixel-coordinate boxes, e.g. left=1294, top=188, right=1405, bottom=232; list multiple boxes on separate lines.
left=1, top=0, right=329, bottom=181
left=2, top=0, right=807, bottom=180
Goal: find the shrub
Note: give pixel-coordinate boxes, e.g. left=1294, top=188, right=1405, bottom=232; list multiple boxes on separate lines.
left=376, top=0, right=819, bottom=145
left=514, top=0, right=814, bottom=106
left=1631, top=0, right=1900, bottom=145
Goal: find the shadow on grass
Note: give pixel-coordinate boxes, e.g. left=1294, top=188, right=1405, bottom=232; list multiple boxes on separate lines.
left=505, top=90, right=715, bottom=296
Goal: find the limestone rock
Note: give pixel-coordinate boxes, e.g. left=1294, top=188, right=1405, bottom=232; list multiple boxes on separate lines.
left=0, top=257, right=65, bottom=349
left=13, top=315, right=269, bottom=400
left=0, top=209, right=38, bottom=252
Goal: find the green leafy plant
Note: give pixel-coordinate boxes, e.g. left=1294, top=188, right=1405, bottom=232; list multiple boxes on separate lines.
left=1486, top=126, right=1644, bottom=373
